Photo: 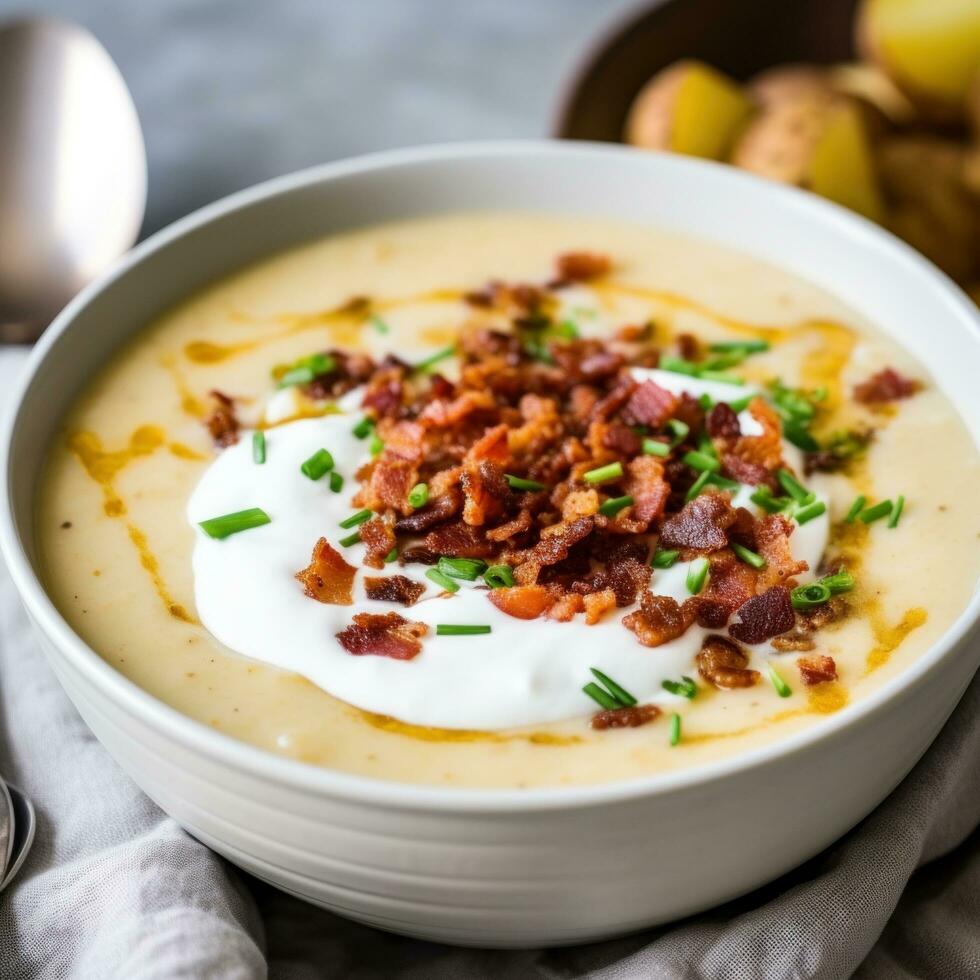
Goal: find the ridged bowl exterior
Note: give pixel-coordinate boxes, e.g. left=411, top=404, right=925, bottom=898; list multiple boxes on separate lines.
left=3, top=144, right=979, bottom=946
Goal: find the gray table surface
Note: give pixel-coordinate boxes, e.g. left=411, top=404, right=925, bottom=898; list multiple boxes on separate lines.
left=2, top=0, right=639, bottom=235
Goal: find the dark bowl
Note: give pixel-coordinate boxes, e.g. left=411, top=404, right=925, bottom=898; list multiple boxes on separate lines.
left=553, top=0, right=860, bottom=141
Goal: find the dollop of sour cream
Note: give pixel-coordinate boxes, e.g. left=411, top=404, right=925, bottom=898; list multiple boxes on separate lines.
left=188, top=370, right=828, bottom=730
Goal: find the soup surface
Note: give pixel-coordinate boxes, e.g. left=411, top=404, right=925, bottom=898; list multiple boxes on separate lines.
left=39, top=213, right=980, bottom=788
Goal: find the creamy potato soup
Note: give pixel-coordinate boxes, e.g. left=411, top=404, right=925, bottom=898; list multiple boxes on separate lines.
left=39, top=213, right=980, bottom=788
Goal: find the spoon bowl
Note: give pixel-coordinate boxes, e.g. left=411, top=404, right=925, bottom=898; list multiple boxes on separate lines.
left=0, top=17, right=146, bottom=341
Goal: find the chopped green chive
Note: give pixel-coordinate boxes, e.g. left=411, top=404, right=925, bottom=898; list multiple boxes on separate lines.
left=726, top=394, right=755, bottom=413
left=768, top=664, right=792, bottom=698
left=685, top=469, right=712, bottom=501
left=642, top=437, right=670, bottom=457
left=339, top=530, right=362, bottom=547
left=300, top=448, right=334, bottom=481
left=822, top=568, right=855, bottom=594
left=686, top=556, right=709, bottom=595
left=777, top=469, right=810, bottom=504
left=370, top=315, right=390, bottom=334
left=598, top=495, right=633, bottom=518
left=555, top=319, right=580, bottom=340
left=590, top=668, right=638, bottom=707
left=858, top=499, right=893, bottom=525
left=682, top=450, right=721, bottom=473
left=790, top=582, right=832, bottom=610
left=384, top=547, right=399, bottom=564
left=659, top=354, right=699, bottom=376
left=888, top=495, right=905, bottom=529
left=697, top=369, right=745, bottom=385
left=436, top=624, right=492, bottom=636
left=844, top=495, right=867, bottom=523
left=438, top=556, right=488, bottom=581
left=731, top=542, right=767, bottom=569
left=408, top=482, right=429, bottom=508
left=794, top=500, right=827, bottom=525
left=662, top=676, right=697, bottom=699
left=783, top=421, right=820, bottom=452
left=352, top=417, right=374, bottom=439
left=583, top=682, right=620, bottom=711
left=666, top=418, right=690, bottom=446
left=198, top=507, right=271, bottom=540
left=750, top=487, right=787, bottom=514
left=709, top=339, right=770, bottom=354
left=252, top=430, right=266, bottom=464
left=698, top=393, right=714, bottom=411
left=484, top=564, right=516, bottom=589
left=706, top=473, right=740, bottom=491
left=651, top=548, right=680, bottom=569
left=329, top=471, right=344, bottom=493
left=425, top=567, right=460, bottom=593
left=369, top=434, right=384, bottom=456
left=505, top=474, right=546, bottom=492
left=339, top=509, right=373, bottom=529
left=669, top=712, right=682, bottom=746
left=277, top=353, right=335, bottom=388
left=584, top=461, right=623, bottom=485
left=414, top=345, right=455, bottom=373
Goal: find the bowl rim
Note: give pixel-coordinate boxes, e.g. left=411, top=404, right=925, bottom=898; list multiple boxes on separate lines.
left=2, top=138, right=979, bottom=814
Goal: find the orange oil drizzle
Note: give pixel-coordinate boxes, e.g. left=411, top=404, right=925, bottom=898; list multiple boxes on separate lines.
left=866, top=608, right=928, bottom=673
left=183, top=289, right=464, bottom=365
left=356, top=708, right=581, bottom=746
left=66, top=425, right=200, bottom=624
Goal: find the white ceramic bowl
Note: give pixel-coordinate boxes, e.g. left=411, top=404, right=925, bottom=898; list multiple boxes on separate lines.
left=3, top=142, right=979, bottom=947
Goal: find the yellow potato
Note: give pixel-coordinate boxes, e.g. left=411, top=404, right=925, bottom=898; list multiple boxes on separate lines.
left=749, top=64, right=836, bottom=107
left=856, top=0, right=980, bottom=121
left=731, top=98, right=884, bottom=221
left=878, top=136, right=979, bottom=281
left=624, top=60, right=754, bottom=160
left=829, top=62, right=918, bottom=128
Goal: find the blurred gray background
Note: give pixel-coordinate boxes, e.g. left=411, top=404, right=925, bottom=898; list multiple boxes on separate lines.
left=1, top=0, right=640, bottom=235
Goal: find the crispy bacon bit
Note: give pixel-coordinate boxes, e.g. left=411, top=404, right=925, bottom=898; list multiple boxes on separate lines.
left=755, top=515, right=808, bottom=590
left=703, top=550, right=758, bottom=617
left=583, top=588, right=617, bottom=624
left=676, top=333, right=700, bottom=361
left=623, top=592, right=695, bottom=647
left=420, top=390, right=495, bottom=428
left=547, top=592, right=584, bottom=622
left=488, top=585, right=554, bottom=620
left=626, top=455, right=669, bottom=525
left=486, top=508, right=533, bottom=543
left=205, top=390, right=239, bottom=447
left=721, top=453, right=772, bottom=487
left=728, top=586, right=796, bottom=645
left=696, top=635, right=759, bottom=689
left=771, top=633, right=816, bottom=652
left=561, top=489, right=600, bottom=522
left=461, top=460, right=509, bottom=526
left=730, top=398, right=783, bottom=471
left=295, top=538, right=357, bottom=605
left=395, top=488, right=462, bottom=534
left=423, top=520, right=494, bottom=559
left=364, top=575, right=426, bottom=607
left=622, top=380, right=678, bottom=429
left=515, top=516, right=595, bottom=572
left=336, top=612, right=428, bottom=660
left=659, top=492, right=736, bottom=553
left=359, top=515, right=397, bottom=569
left=797, top=654, right=838, bottom=686
left=555, top=251, right=612, bottom=282
left=590, top=703, right=660, bottom=730
left=706, top=403, right=741, bottom=441
left=853, top=368, right=921, bottom=404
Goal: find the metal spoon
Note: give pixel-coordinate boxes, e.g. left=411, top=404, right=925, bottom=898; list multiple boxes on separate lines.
left=0, top=16, right=147, bottom=342
left=0, top=777, right=12, bottom=882
left=1, top=781, right=36, bottom=890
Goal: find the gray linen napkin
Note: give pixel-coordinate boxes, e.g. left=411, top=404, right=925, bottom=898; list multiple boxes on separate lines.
left=0, top=344, right=977, bottom=979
